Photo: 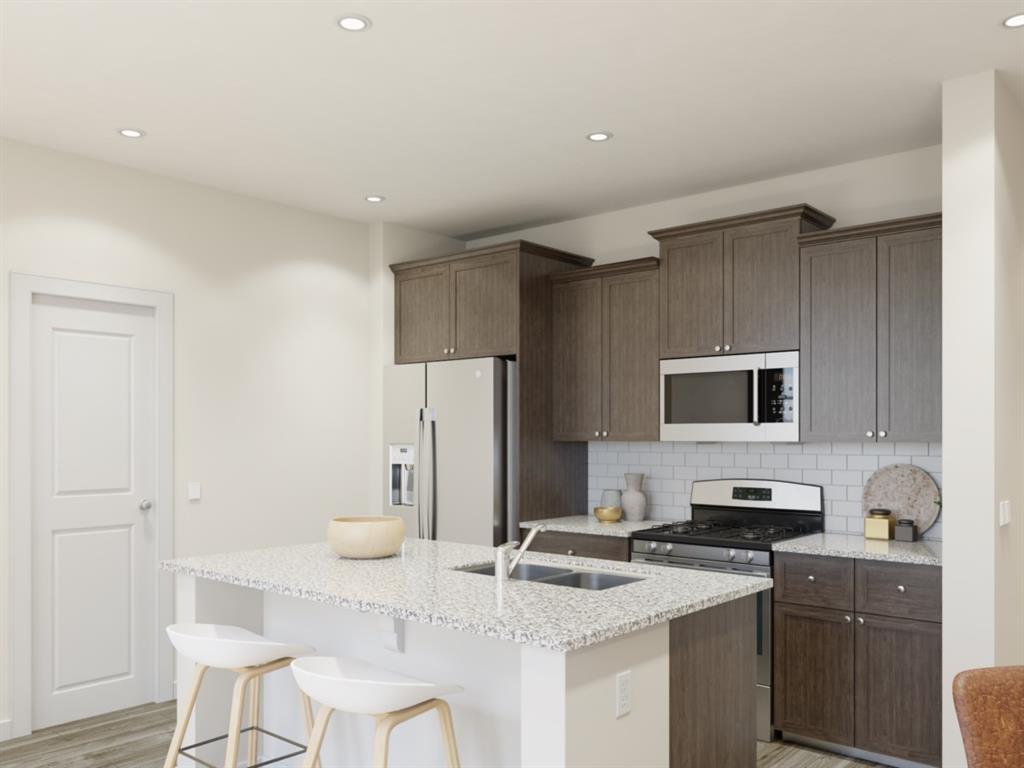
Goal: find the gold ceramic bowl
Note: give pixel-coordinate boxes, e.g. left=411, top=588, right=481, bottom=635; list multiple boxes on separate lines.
left=593, top=506, right=623, bottom=523
left=328, top=516, right=405, bottom=558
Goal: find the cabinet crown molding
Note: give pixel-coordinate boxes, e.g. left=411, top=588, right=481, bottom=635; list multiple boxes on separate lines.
left=797, top=213, right=942, bottom=246
left=549, top=257, right=659, bottom=283
left=648, top=204, right=835, bottom=242
left=389, top=239, right=593, bottom=274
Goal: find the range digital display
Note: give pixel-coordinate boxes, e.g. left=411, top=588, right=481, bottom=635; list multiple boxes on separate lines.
left=732, top=487, right=772, bottom=501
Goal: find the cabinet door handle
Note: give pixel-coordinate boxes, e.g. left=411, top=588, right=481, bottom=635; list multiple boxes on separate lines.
left=443, top=348, right=450, bottom=354
left=866, top=430, right=875, bottom=438
left=807, top=575, right=816, bottom=582
left=714, top=345, right=722, bottom=352
left=724, top=344, right=731, bottom=352
left=567, top=549, right=575, bottom=556
left=879, top=430, right=888, bottom=438
left=844, top=615, right=851, bottom=623
left=601, top=430, right=608, bottom=437
left=594, top=431, right=600, bottom=438
left=450, top=347, right=456, bottom=354
left=857, top=617, right=865, bottom=625
left=897, top=585, right=906, bottom=593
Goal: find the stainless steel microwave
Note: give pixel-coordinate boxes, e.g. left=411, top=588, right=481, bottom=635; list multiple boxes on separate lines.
left=660, top=351, right=799, bottom=442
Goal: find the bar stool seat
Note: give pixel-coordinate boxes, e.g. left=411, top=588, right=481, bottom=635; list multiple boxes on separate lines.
left=168, top=623, right=314, bottom=669
left=163, top=623, right=317, bottom=768
left=291, top=656, right=462, bottom=768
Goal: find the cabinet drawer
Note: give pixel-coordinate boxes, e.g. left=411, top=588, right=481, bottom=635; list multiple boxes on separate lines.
left=518, top=529, right=629, bottom=562
left=774, top=553, right=854, bottom=610
left=855, top=560, right=941, bottom=623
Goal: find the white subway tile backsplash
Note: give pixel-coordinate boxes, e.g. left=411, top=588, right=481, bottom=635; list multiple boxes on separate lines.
left=587, top=440, right=942, bottom=539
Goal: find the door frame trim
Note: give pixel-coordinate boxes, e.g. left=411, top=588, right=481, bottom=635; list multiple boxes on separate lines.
left=7, top=273, right=175, bottom=739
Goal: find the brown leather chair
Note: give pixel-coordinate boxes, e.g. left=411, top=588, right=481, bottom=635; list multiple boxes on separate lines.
left=953, top=666, right=1024, bottom=767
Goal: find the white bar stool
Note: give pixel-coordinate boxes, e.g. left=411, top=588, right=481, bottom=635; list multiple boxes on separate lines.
left=164, top=623, right=317, bottom=768
left=291, top=656, right=463, bottom=768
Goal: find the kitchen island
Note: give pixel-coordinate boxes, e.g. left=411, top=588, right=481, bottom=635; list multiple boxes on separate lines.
left=163, top=538, right=770, bottom=767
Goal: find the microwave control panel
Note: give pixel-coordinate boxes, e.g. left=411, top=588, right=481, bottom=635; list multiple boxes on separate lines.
left=762, top=368, right=795, bottom=423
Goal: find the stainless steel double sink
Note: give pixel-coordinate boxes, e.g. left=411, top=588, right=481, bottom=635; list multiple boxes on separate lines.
left=455, top=562, right=643, bottom=590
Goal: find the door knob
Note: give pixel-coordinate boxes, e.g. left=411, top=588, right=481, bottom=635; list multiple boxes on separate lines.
left=139, top=499, right=153, bottom=512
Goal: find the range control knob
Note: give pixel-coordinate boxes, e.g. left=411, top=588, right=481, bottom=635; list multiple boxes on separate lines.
left=728, top=549, right=737, bottom=561
left=648, top=541, right=658, bottom=553
left=665, top=543, right=673, bottom=554
left=746, top=551, right=755, bottom=563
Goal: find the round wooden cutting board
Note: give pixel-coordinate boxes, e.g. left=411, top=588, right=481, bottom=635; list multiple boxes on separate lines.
left=862, top=463, right=941, bottom=534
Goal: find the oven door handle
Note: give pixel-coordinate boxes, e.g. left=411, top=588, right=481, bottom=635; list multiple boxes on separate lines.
left=752, top=366, right=760, bottom=427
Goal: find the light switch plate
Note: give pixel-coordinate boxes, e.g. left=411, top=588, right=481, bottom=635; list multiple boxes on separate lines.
left=999, top=500, right=1012, bottom=527
left=187, top=482, right=201, bottom=502
left=615, top=670, right=631, bottom=718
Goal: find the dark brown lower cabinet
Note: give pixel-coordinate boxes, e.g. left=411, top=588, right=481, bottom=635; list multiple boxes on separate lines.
left=774, top=555, right=942, bottom=766
left=855, top=614, right=942, bottom=766
left=773, top=603, right=855, bottom=745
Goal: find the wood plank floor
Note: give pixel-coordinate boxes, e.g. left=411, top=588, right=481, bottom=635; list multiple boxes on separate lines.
left=0, top=701, right=881, bottom=768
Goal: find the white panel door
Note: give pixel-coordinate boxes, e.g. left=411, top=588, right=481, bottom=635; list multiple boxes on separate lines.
left=31, top=295, right=157, bottom=728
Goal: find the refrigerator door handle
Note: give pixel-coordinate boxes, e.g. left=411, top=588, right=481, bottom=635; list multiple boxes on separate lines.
left=417, top=407, right=438, bottom=540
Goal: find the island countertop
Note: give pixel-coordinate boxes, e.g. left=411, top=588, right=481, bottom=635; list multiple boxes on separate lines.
left=162, top=539, right=769, bottom=652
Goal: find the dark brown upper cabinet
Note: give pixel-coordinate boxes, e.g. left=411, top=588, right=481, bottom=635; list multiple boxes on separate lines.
left=551, top=259, right=660, bottom=442
left=650, top=205, right=835, bottom=359
left=799, top=214, right=942, bottom=443
left=391, top=241, right=590, bottom=364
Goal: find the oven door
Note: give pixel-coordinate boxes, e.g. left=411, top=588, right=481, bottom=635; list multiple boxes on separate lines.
left=660, top=352, right=798, bottom=442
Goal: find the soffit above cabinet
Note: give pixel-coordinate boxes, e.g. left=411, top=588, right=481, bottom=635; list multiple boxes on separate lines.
left=648, top=204, right=836, bottom=242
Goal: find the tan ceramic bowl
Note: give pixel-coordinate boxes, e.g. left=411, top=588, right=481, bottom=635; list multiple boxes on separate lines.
left=593, top=506, right=624, bottom=523
left=328, top=516, right=406, bottom=559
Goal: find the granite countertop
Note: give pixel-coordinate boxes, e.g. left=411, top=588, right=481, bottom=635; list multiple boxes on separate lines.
left=162, top=539, right=769, bottom=652
left=519, top=515, right=668, bottom=538
left=773, top=532, right=942, bottom=566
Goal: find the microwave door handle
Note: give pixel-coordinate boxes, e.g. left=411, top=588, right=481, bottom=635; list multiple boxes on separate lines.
left=752, top=367, right=761, bottom=426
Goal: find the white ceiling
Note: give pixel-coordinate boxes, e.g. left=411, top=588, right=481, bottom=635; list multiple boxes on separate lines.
left=1, top=1, right=1021, bottom=238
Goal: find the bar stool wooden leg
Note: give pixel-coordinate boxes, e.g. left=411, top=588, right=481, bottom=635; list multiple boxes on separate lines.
left=300, top=692, right=321, bottom=768
left=162, top=664, right=208, bottom=768
left=372, top=714, right=397, bottom=768
left=434, top=699, right=461, bottom=768
left=225, top=669, right=257, bottom=768
left=247, top=674, right=261, bottom=767
left=302, top=706, right=334, bottom=768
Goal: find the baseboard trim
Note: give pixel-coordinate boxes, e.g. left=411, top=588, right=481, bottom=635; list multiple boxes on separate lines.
left=0, top=717, right=13, bottom=742
left=782, top=732, right=935, bottom=768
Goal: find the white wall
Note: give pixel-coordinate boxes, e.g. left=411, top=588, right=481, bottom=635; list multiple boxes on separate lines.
left=469, top=145, right=941, bottom=261
left=0, top=139, right=374, bottom=729
left=992, top=72, right=1024, bottom=669
left=941, top=70, right=1024, bottom=766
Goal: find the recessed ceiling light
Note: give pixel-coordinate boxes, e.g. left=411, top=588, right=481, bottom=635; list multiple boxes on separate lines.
left=119, top=128, right=145, bottom=138
left=365, top=195, right=385, bottom=203
left=587, top=131, right=613, bottom=142
left=1004, top=13, right=1024, bottom=28
left=338, top=15, right=371, bottom=31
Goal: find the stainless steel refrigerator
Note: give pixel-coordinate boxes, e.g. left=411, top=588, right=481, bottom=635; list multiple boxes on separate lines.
left=383, top=358, right=516, bottom=547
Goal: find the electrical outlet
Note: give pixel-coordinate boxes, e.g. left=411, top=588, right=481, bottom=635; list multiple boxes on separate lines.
left=999, top=500, right=1012, bottom=527
left=615, top=670, right=631, bottom=718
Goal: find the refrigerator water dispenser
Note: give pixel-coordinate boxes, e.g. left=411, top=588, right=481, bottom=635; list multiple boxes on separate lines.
left=388, top=444, right=415, bottom=507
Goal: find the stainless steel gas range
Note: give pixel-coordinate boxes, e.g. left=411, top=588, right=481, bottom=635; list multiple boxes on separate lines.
left=631, top=479, right=824, bottom=742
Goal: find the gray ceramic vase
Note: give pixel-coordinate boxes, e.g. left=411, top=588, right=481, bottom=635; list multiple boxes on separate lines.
left=622, top=473, right=647, bottom=521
